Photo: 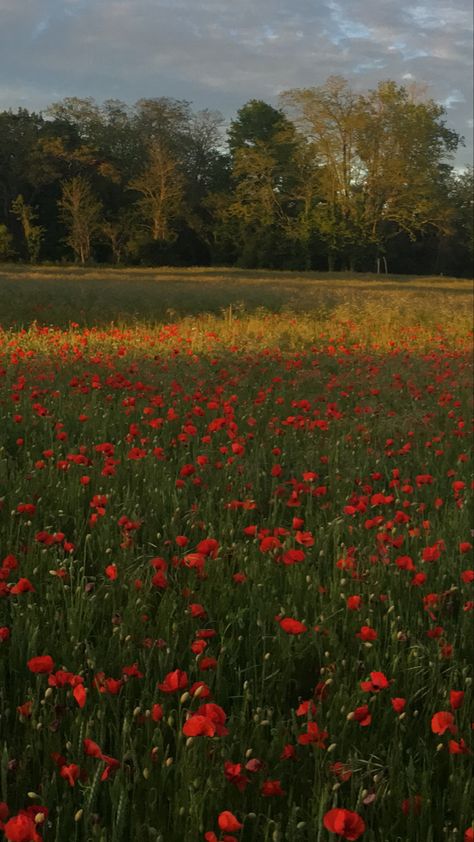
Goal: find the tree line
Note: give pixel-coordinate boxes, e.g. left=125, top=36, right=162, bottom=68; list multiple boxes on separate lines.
left=0, top=76, right=472, bottom=275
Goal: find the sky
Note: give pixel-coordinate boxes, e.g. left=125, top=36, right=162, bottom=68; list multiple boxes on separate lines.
left=0, top=0, right=472, bottom=167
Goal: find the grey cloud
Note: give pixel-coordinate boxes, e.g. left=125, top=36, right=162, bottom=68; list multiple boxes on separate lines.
left=0, top=0, right=471, bottom=165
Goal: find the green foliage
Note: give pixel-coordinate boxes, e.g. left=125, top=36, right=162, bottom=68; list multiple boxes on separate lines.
left=0, top=225, right=14, bottom=260
left=11, top=195, right=44, bottom=263
left=58, top=177, right=103, bottom=264
left=0, top=82, right=471, bottom=275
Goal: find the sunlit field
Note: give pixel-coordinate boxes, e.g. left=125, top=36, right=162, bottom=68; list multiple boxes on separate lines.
left=0, top=267, right=472, bottom=842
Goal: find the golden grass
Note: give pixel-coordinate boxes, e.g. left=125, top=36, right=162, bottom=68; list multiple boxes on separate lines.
left=0, top=264, right=472, bottom=351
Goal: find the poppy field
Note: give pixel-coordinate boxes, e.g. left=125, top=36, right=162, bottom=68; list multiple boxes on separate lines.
left=0, top=268, right=473, bottom=842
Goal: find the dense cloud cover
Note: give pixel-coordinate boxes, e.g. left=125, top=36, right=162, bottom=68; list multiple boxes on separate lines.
left=0, top=0, right=472, bottom=165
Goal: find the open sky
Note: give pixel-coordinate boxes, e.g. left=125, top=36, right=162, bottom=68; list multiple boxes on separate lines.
left=0, top=0, right=472, bottom=167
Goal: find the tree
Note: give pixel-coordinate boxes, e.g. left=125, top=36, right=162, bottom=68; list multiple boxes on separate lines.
left=11, top=195, right=44, bottom=262
left=58, top=177, right=103, bottom=264
left=281, top=77, right=461, bottom=270
left=355, top=81, right=459, bottom=265
left=281, top=77, right=363, bottom=269
left=129, top=142, right=185, bottom=243
left=101, top=211, right=135, bottom=264
left=213, top=100, right=305, bottom=267
left=0, top=224, right=14, bottom=261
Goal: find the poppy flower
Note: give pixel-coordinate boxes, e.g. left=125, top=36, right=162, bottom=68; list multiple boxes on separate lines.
left=448, top=739, right=470, bottom=754
left=449, top=690, right=464, bottom=710
left=10, top=578, right=35, bottom=595
left=278, top=617, right=307, bottom=635
left=356, top=626, right=377, bottom=642
left=323, top=808, right=366, bottom=840
left=157, top=669, right=188, bottom=693
left=298, top=721, right=328, bottom=747
left=261, top=779, right=285, bottom=797
left=73, top=684, right=87, bottom=708
left=218, top=812, right=242, bottom=832
left=27, top=655, right=54, bottom=674
left=183, top=714, right=216, bottom=737
left=224, top=762, right=249, bottom=792
left=60, top=763, right=80, bottom=787
left=391, top=698, right=406, bottom=714
left=151, top=703, right=163, bottom=722
left=196, top=703, right=228, bottom=736
left=0, top=627, right=10, bottom=642
left=360, top=671, right=389, bottom=693
left=3, top=814, right=41, bottom=842
left=351, top=706, right=372, bottom=727
left=346, top=596, right=361, bottom=610
left=431, top=711, right=457, bottom=735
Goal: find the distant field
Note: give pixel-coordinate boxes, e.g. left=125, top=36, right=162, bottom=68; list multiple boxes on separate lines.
left=0, top=265, right=472, bottom=336
left=0, top=265, right=472, bottom=841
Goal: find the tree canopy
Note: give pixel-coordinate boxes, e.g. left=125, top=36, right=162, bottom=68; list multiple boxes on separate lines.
left=0, top=79, right=470, bottom=275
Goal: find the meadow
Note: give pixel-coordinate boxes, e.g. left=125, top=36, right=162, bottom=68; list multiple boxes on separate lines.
left=0, top=267, right=472, bottom=842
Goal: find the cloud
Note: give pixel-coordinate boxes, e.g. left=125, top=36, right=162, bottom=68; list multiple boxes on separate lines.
left=0, top=0, right=472, bottom=165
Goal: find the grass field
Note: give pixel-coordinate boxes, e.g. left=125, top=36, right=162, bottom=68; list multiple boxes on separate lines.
left=0, top=267, right=472, bottom=842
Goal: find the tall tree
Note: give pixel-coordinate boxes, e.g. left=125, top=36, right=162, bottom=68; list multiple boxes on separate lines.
left=281, top=77, right=362, bottom=269
left=11, top=195, right=44, bottom=263
left=282, top=77, right=461, bottom=270
left=355, top=81, right=459, bottom=265
left=215, top=100, right=304, bottom=266
left=129, top=142, right=185, bottom=243
left=58, top=177, right=103, bottom=264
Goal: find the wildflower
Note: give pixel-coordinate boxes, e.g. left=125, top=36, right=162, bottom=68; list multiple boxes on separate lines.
left=27, top=655, right=54, bottom=674
left=278, top=617, right=307, bottom=635
left=356, top=626, right=377, bottom=642
left=261, top=779, right=285, bottom=797
left=3, top=814, right=41, bottom=842
left=218, top=812, right=243, bottom=832
left=323, top=808, right=366, bottom=840
left=431, top=711, right=457, bottom=735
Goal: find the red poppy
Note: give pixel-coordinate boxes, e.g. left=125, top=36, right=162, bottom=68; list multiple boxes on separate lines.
left=450, top=690, right=465, bottom=710
left=391, top=698, right=406, bottom=714
left=151, top=703, right=163, bottom=722
left=261, top=779, right=286, bottom=797
left=360, top=671, right=389, bottom=693
left=0, top=627, right=10, bottom=642
left=278, top=617, right=307, bottom=635
left=323, top=808, right=366, bottom=840
left=196, top=703, right=229, bottom=736
left=27, top=655, right=54, bottom=674
left=218, top=812, right=242, bottom=832
left=346, top=596, right=361, bottom=610
left=352, top=706, right=372, bottom=727
left=10, top=578, right=35, bottom=595
left=431, top=711, right=457, bottom=735
left=298, top=721, right=328, bottom=747
left=157, top=669, right=188, bottom=693
left=73, top=684, right=87, bottom=708
left=3, top=814, right=41, bottom=842
left=224, top=762, right=249, bottom=792
left=60, top=763, right=80, bottom=786
left=183, top=714, right=216, bottom=737
left=356, top=626, right=377, bottom=642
